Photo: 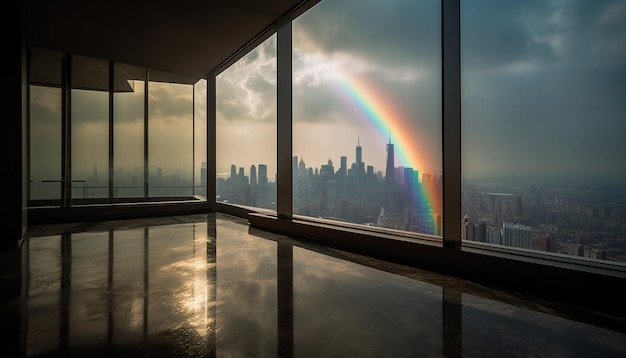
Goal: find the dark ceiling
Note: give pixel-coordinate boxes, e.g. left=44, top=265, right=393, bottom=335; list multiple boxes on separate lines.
left=24, top=0, right=308, bottom=82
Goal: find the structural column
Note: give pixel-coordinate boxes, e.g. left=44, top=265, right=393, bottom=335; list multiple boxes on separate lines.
left=442, top=0, right=462, bottom=253
left=276, top=16, right=293, bottom=219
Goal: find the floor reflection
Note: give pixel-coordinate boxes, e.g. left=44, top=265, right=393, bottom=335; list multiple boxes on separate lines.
left=20, top=213, right=626, bottom=357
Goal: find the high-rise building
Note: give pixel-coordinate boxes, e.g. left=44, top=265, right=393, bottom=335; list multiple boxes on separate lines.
left=384, top=139, right=395, bottom=198
left=250, top=165, right=257, bottom=189
left=293, top=156, right=298, bottom=183
left=239, top=167, right=246, bottom=185
left=340, top=156, right=347, bottom=177
left=502, top=222, right=534, bottom=249
left=258, top=164, right=268, bottom=190
left=356, top=137, right=362, bottom=168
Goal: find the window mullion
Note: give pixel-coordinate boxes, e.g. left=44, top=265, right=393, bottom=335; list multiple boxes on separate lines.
left=442, top=0, right=462, bottom=252
left=277, top=16, right=293, bottom=219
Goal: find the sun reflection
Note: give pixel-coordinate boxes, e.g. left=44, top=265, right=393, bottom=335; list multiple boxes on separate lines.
left=178, top=244, right=215, bottom=337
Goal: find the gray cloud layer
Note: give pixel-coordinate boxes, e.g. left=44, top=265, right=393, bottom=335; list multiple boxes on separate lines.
left=462, top=0, right=626, bottom=179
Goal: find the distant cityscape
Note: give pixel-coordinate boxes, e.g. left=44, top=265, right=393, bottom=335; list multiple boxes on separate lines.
left=462, top=177, right=626, bottom=263
left=217, top=140, right=443, bottom=235
left=219, top=140, right=626, bottom=264
left=31, top=142, right=626, bottom=264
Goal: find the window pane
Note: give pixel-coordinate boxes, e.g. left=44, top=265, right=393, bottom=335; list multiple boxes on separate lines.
left=114, top=63, right=146, bottom=198
left=293, top=0, right=442, bottom=236
left=29, top=85, right=62, bottom=201
left=194, top=79, right=207, bottom=198
left=461, top=1, right=626, bottom=263
left=71, top=55, right=109, bottom=201
left=216, top=35, right=277, bottom=210
left=28, top=47, right=64, bottom=203
left=148, top=80, right=194, bottom=197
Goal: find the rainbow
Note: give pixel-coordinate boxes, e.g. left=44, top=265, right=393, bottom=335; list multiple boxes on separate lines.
left=331, top=73, right=442, bottom=235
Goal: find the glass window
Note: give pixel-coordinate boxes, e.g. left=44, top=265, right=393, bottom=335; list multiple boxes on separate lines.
left=28, top=47, right=64, bottom=204
left=71, top=54, right=110, bottom=202
left=461, top=0, right=626, bottom=263
left=148, top=79, right=194, bottom=198
left=29, top=85, right=62, bottom=202
left=292, top=0, right=442, bottom=236
left=216, top=34, right=277, bottom=210
left=194, top=79, right=208, bottom=198
left=114, top=63, right=146, bottom=198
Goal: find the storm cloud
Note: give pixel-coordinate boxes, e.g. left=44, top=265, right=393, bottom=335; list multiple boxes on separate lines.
left=213, top=0, right=625, bottom=180
left=461, top=0, right=626, bottom=179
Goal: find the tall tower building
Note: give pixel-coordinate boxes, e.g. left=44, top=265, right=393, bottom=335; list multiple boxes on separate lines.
left=292, top=156, right=298, bottom=183
left=340, top=156, right=347, bottom=177
left=356, top=137, right=362, bottom=169
left=384, top=137, right=395, bottom=197
left=250, top=165, right=257, bottom=189
left=258, top=164, right=268, bottom=189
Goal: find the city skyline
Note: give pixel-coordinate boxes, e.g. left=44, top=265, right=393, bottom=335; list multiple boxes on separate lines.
left=218, top=138, right=443, bottom=235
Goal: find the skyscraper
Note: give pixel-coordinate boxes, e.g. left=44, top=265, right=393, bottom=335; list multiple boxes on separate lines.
left=385, top=138, right=395, bottom=197
left=356, top=137, right=362, bottom=169
left=250, top=164, right=257, bottom=189
left=258, top=164, right=268, bottom=191
left=340, top=156, right=347, bottom=177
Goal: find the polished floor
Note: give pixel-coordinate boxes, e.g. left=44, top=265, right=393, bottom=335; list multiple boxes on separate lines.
left=1, top=213, right=626, bottom=357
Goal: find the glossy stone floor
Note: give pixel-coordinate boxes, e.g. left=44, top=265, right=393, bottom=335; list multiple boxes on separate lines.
left=1, top=213, right=626, bottom=357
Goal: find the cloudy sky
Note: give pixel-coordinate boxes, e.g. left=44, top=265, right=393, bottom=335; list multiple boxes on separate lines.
left=216, top=0, right=626, bottom=182
left=461, top=0, right=626, bottom=180
left=216, top=0, right=442, bottom=180
left=31, top=0, right=626, bottom=186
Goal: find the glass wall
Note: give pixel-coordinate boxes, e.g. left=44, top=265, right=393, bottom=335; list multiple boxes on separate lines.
left=292, top=0, right=442, bottom=236
left=461, top=0, right=626, bottom=263
left=28, top=47, right=207, bottom=207
left=28, top=47, right=64, bottom=203
left=114, top=63, right=146, bottom=198
left=148, top=81, right=194, bottom=197
left=216, top=35, right=278, bottom=210
left=29, top=85, right=62, bottom=201
left=71, top=54, right=110, bottom=201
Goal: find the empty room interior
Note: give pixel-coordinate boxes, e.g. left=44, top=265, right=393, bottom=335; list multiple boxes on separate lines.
left=3, top=0, right=626, bottom=357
